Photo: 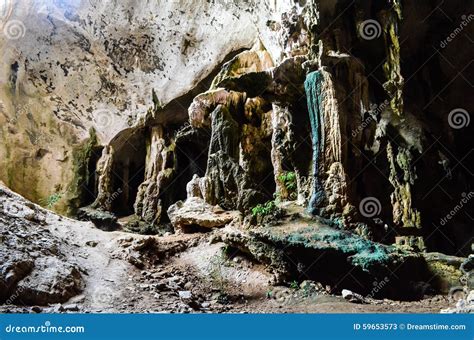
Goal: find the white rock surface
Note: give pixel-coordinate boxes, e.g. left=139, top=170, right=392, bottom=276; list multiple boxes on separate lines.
left=167, top=197, right=239, bottom=232
left=0, top=0, right=296, bottom=203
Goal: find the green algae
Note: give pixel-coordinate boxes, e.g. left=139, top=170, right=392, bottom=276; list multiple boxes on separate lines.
left=304, top=71, right=326, bottom=213
left=258, top=225, right=400, bottom=272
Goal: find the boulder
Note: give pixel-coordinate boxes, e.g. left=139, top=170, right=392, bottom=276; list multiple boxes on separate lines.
left=342, top=289, right=365, bottom=303
left=1, top=184, right=84, bottom=305
left=77, top=206, right=118, bottom=231
left=423, top=252, right=465, bottom=294
left=167, top=197, right=239, bottom=233
left=14, top=257, right=83, bottom=306
left=440, top=290, right=474, bottom=314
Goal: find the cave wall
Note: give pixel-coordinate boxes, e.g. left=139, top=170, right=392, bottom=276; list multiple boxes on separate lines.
left=0, top=0, right=297, bottom=212
left=0, top=0, right=472, bottom=256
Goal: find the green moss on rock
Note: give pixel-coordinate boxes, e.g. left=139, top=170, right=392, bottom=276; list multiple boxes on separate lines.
left=251, top=223, right=418, bottom=275
left=381, top=4, right=404, bottom=116
left=423, top=252, right=464, bottom=294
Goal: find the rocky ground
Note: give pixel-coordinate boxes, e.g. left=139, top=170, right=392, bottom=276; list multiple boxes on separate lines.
left=1, top=184, right=471, bottom=314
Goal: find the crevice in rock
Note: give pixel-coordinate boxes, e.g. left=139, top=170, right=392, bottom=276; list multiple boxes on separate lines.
left=83, top=145, right=104, bottom=206
left=180, top=223, right=214, bottom=234
left=9, top=61, right=19, bottom=93
left=174, top=125, right=210, bottom=203
left=109, top=128, right=147, bottom=217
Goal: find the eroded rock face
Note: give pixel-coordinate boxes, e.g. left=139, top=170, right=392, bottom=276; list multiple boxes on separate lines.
left=0, top=0, right=296, bottom=209
left=223, top=217, right=433, bottom=300
left=423, top=252, right=466, bottom=294
left=134, top=126, right=175, bottom=224
left=0, top=185, right=83, bottom=305
left=167, top=197, right=239, bottom=233
left=204, top=104, right=268, bottom=211
left=1, top=0, right=472, bottom=287
left=78, top=0, right=472, bottom=259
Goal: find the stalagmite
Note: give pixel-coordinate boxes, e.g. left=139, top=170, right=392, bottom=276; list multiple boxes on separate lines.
left=304, top=67, right=350, bottom=218
left=134, top=126, right=175, bottom=224
left=271, top=103, right=294, bottom=200
left=304, top=70, right=326, bottom=214
left=91, top=146, right=114, bottom=211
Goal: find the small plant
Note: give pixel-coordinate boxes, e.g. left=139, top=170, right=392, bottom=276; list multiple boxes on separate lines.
left=42, top=192, right=62, bottom=209
left=266, top=289, right=273, bottom=298
left=278, top=171, right=297, bottom=200
left=290, top=280, right=299, bottom=290
left=251, top=200, right=278, bottom=217
left=221, top=244, right=231, bottom=257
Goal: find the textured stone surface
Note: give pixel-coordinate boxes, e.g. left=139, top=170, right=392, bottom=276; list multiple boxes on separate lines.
left=224, top=215, right=432, bottom=299
left=0, top=0, right=295, bottom=207
left=0, top=0, right=473, bottom=305
left=423, top=252, right=465, bottom=294
left=134, top=126, right=175, bottom=224
left=167, top=197, right=239, bottom=232
left=0, top=184, right=83, bottom=305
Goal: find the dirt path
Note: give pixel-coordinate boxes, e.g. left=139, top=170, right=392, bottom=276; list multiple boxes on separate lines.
left=52, top=222, right=455, bottom=313
left=44, top=214, right=134, bottom=312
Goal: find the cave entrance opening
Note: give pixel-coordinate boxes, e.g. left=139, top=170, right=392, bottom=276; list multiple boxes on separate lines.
left=110, top=129, right=146, bottom=217
left=174, top=127, right=210, bottom=202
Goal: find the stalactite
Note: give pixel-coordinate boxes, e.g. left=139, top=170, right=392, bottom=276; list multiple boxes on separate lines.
left=271, top=103, right=294, bottom=200
left=240, top=97, right=274, bottom=198
left=203, top=104, right=261, bottom=211
left=381, top=1, right=404, bottom=116
left=304, top=67, right=349, bottom=218
left=304, top=70, right=326, bottom=214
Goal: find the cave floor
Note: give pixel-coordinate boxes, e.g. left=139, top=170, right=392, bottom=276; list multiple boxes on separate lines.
left=0, top=215, right=454, bottom=314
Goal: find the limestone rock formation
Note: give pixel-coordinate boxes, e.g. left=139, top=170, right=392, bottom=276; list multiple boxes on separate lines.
left=0, top=0, right=473, bottom=307
left=0, top=184, right=83, bottom=305
left=167, top=197, right=239, bottom=233
left=0, top=0, right=292, bottom=211
left=134, top=126, right=175, bottom=225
